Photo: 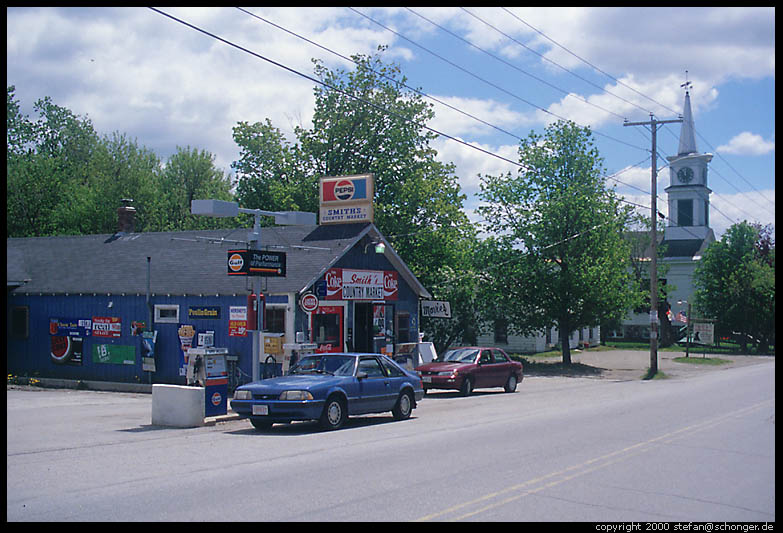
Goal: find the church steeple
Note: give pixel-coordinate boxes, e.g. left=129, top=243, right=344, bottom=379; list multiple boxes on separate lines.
left=665, top=73, right=713, bottom=242
left=677, top=78, right=698, bottom=155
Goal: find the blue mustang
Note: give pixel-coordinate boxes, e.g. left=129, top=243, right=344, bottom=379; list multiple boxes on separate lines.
left=230, top=353, right=425, bottom=430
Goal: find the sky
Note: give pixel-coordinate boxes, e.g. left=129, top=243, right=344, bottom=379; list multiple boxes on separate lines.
left=7, top=6, right=775, bottom=240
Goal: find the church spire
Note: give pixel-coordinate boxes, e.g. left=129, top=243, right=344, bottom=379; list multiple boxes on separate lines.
left=677, top=72, right=698, bottom=155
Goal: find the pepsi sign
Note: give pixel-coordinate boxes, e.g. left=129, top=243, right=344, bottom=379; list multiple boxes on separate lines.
left=319, top=174, right=374, bottom=224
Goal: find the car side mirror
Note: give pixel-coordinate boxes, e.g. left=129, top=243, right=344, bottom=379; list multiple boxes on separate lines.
left=356, top=371, right=368, bottom=380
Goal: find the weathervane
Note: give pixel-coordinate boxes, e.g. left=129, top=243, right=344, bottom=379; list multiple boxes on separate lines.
left=680, top=70, right=692, bottom=94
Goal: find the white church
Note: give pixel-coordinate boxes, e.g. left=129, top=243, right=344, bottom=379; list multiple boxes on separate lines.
left=616, top=85, right=716, bottom=340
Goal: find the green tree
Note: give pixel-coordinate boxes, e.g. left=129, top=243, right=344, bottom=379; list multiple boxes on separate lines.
left=232, top=48, right=478, bottom=343
left=479, top=120, right=639, bottom=364
left=7, top=86, right=100, bottom=237
left=156, top=146, right=237, bottom=231
left=693, top=221, right=775, bottom=353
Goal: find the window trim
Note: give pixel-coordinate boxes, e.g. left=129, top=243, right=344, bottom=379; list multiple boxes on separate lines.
left=154, top=304, right=180, bottom=324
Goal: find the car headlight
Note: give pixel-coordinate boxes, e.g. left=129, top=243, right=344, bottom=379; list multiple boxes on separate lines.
left=234, top=389, right=252, bottom=400
left=437, top=371, right=455, bottom=376
left=279, top=390, right=314, bottom=401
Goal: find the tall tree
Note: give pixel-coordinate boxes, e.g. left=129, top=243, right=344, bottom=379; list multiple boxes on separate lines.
left=232, top=49, right=478, bottom=331
left=157, top=146, right=237, bottom=231
left=7, top=87, right=99, bottom=237
left=479, top=120, right=639, bottom=364
left=693, top=221, right=775, bottom=353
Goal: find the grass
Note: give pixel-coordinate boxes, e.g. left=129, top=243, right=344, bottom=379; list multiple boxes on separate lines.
left=604, top=339, right=774, bottom=356
left=672, top=356, right=731, bottom=366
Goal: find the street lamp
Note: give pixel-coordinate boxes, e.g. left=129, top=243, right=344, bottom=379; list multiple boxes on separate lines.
left=677, top=299, right=692, bottom=358
left=191, top=199, right=316, bottom=382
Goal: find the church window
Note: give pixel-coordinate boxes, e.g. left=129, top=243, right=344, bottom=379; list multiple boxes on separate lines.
left=704, top=200, right=709, bottom=228
left=677, top=199, right=693, bottom=227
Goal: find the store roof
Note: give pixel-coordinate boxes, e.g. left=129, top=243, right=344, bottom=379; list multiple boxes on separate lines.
left=7, top=223, right=430, bottom=299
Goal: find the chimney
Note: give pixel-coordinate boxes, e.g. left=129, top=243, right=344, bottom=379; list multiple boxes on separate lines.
left=117, top=198, right=136, bottom=233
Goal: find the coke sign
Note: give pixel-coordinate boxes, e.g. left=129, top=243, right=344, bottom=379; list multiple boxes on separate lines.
left=323, top=268, right=398, bottom=300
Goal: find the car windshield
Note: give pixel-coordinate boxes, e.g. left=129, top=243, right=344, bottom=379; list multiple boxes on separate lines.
left=440, top=348, right=479, bottom=363
left=289, top=355, right=356, bottom=376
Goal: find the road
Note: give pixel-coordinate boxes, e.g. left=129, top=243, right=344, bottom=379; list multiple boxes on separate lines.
left=7, top=359, right=774, bottom=522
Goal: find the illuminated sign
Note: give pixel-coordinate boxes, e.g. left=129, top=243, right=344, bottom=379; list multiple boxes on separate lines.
left=319, top=174, right=374, bottom=224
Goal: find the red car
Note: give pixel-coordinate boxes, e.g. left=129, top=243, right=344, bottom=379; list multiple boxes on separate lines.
left=416, top=347, right=523, bottom=396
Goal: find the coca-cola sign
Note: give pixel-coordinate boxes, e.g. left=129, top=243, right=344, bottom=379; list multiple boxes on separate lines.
left=324, top=268, right=398, bottom=300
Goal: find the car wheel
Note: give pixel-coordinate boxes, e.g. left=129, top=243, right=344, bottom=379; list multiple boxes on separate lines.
left=392, top=391, right=414, bottom=420
left=320, top=395, right=346, bottom=430
left=504, top=374, right=518, bottom=393
left=250, top=418, right=273, bottom=430
left=460, top=376, right=473, bottom=396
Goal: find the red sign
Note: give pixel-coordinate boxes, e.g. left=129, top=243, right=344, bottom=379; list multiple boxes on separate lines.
left=92, top=316, right=122, bottom=338
left=324, top=268, right=398, bottom=300
left=300, top=293, right=319, bottom=313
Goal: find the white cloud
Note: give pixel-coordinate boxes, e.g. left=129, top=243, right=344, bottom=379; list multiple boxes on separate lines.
left=716, top=132, right=775, bottom=156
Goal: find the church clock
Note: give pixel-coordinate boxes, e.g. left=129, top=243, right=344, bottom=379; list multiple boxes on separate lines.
left=677, top=166, right=694, bottom=184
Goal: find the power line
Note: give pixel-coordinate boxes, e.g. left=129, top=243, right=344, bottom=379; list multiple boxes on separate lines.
left=348, top=7, right=648, bottom=153
left=407, top=7, right=628, bottom=122
left=149, top=7, right=527, bottom=173
left=501, top=8, right=774, bottom=216
left=500, top=7, right=680, bottom=117
left=461, top=7, right=654, bottom=118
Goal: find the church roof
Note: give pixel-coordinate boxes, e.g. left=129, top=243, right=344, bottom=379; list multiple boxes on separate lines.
left=677, top=90, right=698, bottom=156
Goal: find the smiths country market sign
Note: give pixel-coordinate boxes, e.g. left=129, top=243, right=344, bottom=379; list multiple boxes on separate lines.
left=319, top=174, right=374, bottom=224
left=325, top=268, right=398, bottom=301
left=227, top=249, right=286, bottom=277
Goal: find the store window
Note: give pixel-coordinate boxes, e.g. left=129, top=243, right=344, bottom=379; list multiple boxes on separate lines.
left=265, top=307, right=285, bottom=334
left=11, top=306, right=29, bottom=340
left=154, top=304, right=179, bottom=323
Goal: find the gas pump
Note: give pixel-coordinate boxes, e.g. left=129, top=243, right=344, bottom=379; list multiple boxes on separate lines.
left=186, top=330, right=229, bottom=417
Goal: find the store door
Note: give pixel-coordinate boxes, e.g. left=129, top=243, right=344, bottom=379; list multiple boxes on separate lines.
left=312, top=306, right=344, bottom=353
left=354, top=303, right=395, bottom=354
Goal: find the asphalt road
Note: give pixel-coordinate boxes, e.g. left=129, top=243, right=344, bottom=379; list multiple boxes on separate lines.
left=7, top=357, right=774, bottom=522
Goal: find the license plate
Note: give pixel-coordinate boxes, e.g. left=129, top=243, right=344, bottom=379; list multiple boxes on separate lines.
left=422, top=376, right=431, bottom=383
left=252, top=405, right=269, bottom=416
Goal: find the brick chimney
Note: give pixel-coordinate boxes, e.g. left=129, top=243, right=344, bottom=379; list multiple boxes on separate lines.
left=117, top=198, right=136, bottom=233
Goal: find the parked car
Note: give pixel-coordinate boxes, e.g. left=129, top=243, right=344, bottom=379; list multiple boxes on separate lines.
left=416, top=347, right=523, bottom=396
left=231, top=353, right=425, bottom=431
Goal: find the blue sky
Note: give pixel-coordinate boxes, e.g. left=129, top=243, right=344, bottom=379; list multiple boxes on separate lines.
left=7, top=7, right=775, bottom=239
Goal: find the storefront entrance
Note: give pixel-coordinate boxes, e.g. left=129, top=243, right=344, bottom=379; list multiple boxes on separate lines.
left=354, top=302, right=395, bottom=355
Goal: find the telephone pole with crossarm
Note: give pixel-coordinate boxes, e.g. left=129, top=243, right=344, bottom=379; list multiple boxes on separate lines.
left=624, top=113, right=682, bottom=376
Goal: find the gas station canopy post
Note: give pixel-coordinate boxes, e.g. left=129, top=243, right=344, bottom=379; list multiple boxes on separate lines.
left=191, top=200, right=316, bottom=382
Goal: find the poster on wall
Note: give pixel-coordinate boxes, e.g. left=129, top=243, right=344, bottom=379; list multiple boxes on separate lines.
left=49, top=317, right=92, bottom=337
left=229, top=306, right=248, bottom=337
left=93, top=344, right=135, bottom=365
left=92, top=316, right=122, bottom=338
left=178, top=324, right=196, bottom=376
left=141, top=330, right=157, bottom=372
left=50, top=336, right=84, bottom=365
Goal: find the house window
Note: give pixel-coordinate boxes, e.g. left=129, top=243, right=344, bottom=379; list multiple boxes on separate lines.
left=154, top=304, right=180, bottom=323
left=493, top=319, right=508, bottom=344
left=11, top=306, right=29, bottom=340
left=678, top=199, right=693, bottom=227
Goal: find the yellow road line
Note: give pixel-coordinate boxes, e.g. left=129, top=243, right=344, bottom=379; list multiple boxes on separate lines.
left=414, top=400, right=773, bottom=522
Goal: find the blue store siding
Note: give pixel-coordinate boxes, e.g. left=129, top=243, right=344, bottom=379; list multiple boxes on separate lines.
left=7, top=293, right=254, bottom=385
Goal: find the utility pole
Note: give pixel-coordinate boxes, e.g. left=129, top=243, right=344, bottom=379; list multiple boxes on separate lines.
left=624, top=113, right=681, bottom=376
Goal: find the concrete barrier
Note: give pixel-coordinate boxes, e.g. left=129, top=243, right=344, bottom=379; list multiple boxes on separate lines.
left=151, top=384, right=204, bottom=427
